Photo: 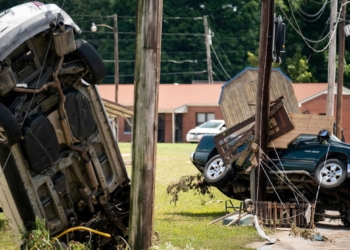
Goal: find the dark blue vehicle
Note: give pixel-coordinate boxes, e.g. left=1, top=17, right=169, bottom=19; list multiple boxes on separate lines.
left=190, top=130, right=350, bottom=224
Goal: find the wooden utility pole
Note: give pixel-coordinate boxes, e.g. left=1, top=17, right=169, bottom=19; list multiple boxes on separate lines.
left=252, top=0, right=274, bottom=202
left=326, top=0, right=337, bottom=116
left=203, top=15, right=214, bottom=84
left=336, top=0, right=346, bottom=139
left=128, top=0, right=163, bottom=249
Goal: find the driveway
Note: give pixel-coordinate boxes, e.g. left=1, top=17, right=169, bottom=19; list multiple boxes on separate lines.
left=246, top=216, right=350, bottom=250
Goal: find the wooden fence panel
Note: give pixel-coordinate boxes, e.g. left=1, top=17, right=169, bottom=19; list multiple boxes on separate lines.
left=255, top=202, right=314, bottom=228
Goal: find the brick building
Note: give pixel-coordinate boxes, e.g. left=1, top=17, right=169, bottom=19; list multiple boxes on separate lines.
left=98, top=72, right=350, bottom=143
left=98, top=83, right=224, bottom=143
left=293, top=83, right=350, bottom=142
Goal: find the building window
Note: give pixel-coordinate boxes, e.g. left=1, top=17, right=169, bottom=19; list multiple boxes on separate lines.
left=124, top=117, right=133, bottom=134
left=196, top=112, right=215, bottom=126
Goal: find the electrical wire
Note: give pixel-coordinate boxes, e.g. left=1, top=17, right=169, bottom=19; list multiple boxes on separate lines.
left=212, top=35, right=235, bottom=76
left=211, top=63, right=224, bottom=82
left=276, top=1, right=350, bottom=53
left=211, top=44, right=231, bottom=79
left=293, top=0, right=328, bottom=22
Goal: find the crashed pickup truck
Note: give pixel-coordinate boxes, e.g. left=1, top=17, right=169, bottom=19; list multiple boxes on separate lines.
left=0, top=2, right=130, bottom=248
left=190, top=100, right=350, bottom=226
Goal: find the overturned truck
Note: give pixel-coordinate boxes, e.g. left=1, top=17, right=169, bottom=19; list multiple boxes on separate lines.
left=0, top=2, right=130, bottom=248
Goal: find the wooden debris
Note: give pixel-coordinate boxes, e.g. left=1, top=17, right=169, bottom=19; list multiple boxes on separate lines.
left=269, top=114, right=334, bottom=149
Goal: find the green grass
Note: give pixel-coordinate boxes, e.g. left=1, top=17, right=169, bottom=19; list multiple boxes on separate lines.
left=0, top=213, right=18, bottom=249
left=120, top=143, right=262, bottom=249
left=0, top=143, right=262, bottom=249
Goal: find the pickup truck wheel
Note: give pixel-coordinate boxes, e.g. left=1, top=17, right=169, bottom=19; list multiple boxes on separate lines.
left=0, top=103, right=21, bottom=147
left=204, top=155, right=233, bottom=187
left=74, top=39, right=106, bottom=84
left=314, top=159, right=347, bottom=190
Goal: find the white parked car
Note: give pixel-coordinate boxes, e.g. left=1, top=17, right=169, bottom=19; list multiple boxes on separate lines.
left=186, top=120, right=226, bottom=142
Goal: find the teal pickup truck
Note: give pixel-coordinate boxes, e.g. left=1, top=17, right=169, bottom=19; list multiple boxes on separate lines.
left=190, top=130, right=350, bottom=225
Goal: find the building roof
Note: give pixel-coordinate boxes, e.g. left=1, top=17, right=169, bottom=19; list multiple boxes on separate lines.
left=292, top=83, right=328, bottom=103
left=102, top=99, right=133, bottom=118
left=98, top=82, right=350, bottom=113
left=292, top=83, right=350, bottom=104
left=98, top=83, right=224, bottom=113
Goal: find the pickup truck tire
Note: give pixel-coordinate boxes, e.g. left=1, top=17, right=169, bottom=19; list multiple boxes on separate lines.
left=0, top=103, right=21, bottom=147
left=314, top=159, right=347, bottom=190
left=74, top=39, right=106, bottom=84
left=204, top=155, right=233, bottom=187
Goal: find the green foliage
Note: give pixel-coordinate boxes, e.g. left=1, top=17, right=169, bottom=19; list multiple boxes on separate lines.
left=247, top=51, right=259, bottom=67
left=21, top=217, right=88, bottom=250
left=285, top=46, right=312, bottom=82
left=0, top=217, right=9, bottom=231
left=166, top=174, right=214, bottom=205
left=149, top=242, right=198, bottom=250
left=0, top=0, right=345, bottom=84
left=21, top=217, right=53, bottom=250
left=247, top=50, right=281, bottom=69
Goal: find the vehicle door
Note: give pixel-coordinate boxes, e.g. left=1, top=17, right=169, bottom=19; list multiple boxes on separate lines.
left=274, top=135, right=327, bottom=172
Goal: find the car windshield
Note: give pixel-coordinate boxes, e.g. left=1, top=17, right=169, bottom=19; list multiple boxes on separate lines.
left=199, top=121, right=223, bottom=129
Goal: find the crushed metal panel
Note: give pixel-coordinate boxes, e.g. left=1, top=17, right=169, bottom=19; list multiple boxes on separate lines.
left=268, top=114, right=334, bottom=149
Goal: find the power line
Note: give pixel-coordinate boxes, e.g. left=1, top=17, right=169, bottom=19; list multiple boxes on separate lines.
left=210, top=44, right=231, bottom=79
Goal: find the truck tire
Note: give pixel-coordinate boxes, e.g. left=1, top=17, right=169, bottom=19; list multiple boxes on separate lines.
left=204, top=155, right=233, bottom=187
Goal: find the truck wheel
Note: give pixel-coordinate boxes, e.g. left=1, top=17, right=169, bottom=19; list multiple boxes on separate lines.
left=74, top=39, right=106, bottom=84
left=314, top=159, right=347, bottom=190
left=204, top=155, right=233, bottom=187
left=0, top=103, right=21, bottom=147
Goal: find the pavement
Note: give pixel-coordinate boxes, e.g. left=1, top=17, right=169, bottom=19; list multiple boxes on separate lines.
left=246, top=218, right=350, bottom=250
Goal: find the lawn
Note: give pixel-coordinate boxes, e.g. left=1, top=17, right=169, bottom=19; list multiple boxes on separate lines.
left=119, top=142, right=262, bottom=250
left=0, top=143, right=262, bottom=249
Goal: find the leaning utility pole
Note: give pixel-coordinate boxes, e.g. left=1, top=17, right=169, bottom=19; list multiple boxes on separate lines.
left=326, top=0, right=337, bottom=116
left=336, top=0, right=346, bottom=139
left=128, top=0, right=163, bottom=249
left=203, top=15, right=214, bottom=84
left=252, top=0, right=274, bottom=202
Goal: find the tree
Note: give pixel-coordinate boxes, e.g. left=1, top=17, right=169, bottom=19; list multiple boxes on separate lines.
left=285, top=46, right=312, bottom=82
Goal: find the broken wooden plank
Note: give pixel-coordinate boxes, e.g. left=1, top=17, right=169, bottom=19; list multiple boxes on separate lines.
left=268, top=114, right=334, bottom=149
left=236, top=140, right=253, bottom=166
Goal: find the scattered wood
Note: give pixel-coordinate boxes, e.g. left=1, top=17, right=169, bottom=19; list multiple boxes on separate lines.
left=269, top=114, right=334, bottom=149
left=214, top=97, right=294, bottom=166
left=255, top=201, right=315, bottom=229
